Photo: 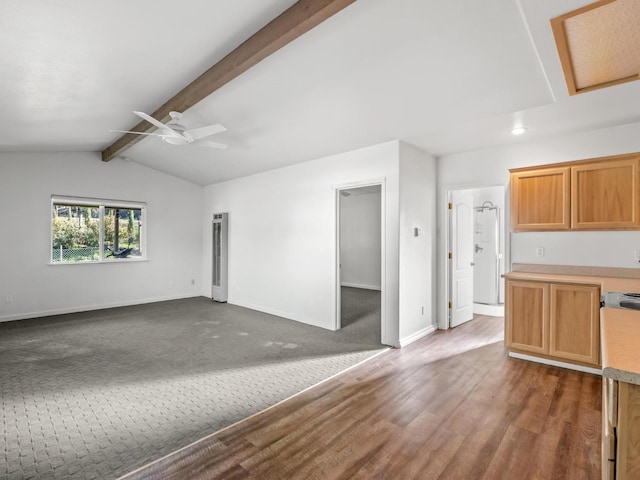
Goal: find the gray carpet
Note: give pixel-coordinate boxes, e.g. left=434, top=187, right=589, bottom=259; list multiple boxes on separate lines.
left=0, top=288, right=383, bottom=480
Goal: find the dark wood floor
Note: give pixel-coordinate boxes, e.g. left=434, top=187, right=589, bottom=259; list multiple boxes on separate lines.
left=121, top=315, right=601, bottom=480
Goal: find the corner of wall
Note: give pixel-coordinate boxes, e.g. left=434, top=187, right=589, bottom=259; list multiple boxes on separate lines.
left=397, top=143, right=438, bottom=343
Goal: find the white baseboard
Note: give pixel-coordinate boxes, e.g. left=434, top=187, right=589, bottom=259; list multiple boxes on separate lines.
left=340, top=282, right=381, bottom=291
left=0, top=293, right=201, bottom=323
left=229, top=299, right=327, bottom=330
left=231, top=299, right=397, bottom=346
left=508, top=352, right=602, bottom=375
left=399, top=324, right=437, bottom=348
left=473, top=303, right=504, bottom=317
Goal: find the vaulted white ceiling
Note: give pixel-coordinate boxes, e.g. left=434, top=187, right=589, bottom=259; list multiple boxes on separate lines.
left=2, top=0, right=639, bottom=185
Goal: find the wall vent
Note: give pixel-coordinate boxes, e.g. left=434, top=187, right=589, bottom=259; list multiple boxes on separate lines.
left=212, top=213, right=228, bottom=303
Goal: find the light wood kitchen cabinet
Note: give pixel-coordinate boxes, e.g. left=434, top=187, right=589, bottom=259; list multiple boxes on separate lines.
left=505, top=279, right=600, bottom=367
left=505, top=280, right=549, bottom=354
left=510, top=153, right=640, bottom=232
left=603, top=378, right=640, bottom=479
left=510, top=167, right=570, bottom=231
left=572, top=158, right=640, bottom=230
left=549, top=283, right=600, bottom=366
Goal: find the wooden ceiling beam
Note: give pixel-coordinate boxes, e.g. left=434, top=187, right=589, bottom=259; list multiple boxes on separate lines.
left=102, top=0, right=357, bottom=162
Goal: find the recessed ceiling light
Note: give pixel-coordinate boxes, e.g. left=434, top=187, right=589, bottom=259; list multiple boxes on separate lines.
left=511, top=126, right=527, bottom=135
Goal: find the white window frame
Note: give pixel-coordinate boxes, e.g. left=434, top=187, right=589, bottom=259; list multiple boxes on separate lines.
left=50, top=195, right=147, bottom=265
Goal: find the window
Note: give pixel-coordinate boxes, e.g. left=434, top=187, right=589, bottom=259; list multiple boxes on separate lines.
left=51, top=196, right=146, bottom=264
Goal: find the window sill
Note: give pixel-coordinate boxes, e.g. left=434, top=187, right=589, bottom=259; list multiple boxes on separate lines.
left=48, top=258, right=148, bottom=266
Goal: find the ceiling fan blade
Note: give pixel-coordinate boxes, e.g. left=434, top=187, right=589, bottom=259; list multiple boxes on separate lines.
left=109, top=129, right=163, bottom=137
left=132, top=111, right=184, bottom=139
left=133, top=111, right=169, bottom=130
left=197, top=140, right=228, bottom=150
left=185, top=124, right=227, bottom=141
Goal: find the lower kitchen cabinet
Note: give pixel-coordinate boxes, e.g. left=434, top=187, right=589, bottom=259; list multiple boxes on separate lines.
left=549, top=283, right=601, bottom=365
left=505, top=279, right=600, bottom=367
left=505, top=280, right=549, bottom=355
left=603, top=378, right=640, bottom=479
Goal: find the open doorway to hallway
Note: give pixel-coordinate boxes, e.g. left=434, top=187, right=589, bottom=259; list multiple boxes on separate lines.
left=448, top=185, right=506, bottom=328
left=336, top=184, right=383, bottom=345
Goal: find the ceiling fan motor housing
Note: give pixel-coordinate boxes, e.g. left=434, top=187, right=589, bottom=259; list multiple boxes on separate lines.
left=163, top=134, right=189, bottom=145
left=163, top=112, right=189, bottom=144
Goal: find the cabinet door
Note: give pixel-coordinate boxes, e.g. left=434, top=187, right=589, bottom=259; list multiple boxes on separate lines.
left=617, top=381, right=640, bottom=479
left=571, top=157, right=640, bottom=230
left=549, top=283, right=600, bottom=366
left=602, top=379, right=617, bottom=480
left=510, top=167, right=570, bottom=231
left=505, top=280, right=549, bottom=354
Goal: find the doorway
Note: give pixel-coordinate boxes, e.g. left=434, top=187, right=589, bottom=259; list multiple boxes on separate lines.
left=447, top=185, right=506, bottom=328
left=336, top=183, right=384, bottom=345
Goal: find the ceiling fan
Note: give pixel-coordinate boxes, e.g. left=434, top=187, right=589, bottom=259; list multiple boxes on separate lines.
left=111, top=111, right=228, bottom=149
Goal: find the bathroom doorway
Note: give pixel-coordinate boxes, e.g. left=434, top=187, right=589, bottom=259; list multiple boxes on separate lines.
left=447, top=185, right=505, bottom=327
left=470, top=186, right=505, bottom=316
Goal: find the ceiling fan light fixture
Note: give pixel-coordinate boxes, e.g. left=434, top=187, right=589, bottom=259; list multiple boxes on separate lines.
left=162, top=135, right=189, bottom=146
left=119, top=111, right=228, bottom=149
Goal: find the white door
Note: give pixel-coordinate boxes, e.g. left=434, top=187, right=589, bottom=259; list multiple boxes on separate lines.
left=450, top=190, right=474, bottom=327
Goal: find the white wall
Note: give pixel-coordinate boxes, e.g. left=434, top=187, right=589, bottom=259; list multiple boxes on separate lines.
left=202, top=141, right=401, bottom=345
left=0, top=152, right=203, bottom=322
left=398, top=142, right=437, bottom=344
left=202, top=140, right=438, bottom=347
left=340, top=189, right=381, bottom=290
left=437, top=121, right=640, bottom=327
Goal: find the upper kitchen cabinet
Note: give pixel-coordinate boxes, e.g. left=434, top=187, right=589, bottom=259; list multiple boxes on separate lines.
left=510, top=167, right=570, bottom=231
left=571, top=157, right=640, bottom=230
left=510, top=153, right=640, bottom=232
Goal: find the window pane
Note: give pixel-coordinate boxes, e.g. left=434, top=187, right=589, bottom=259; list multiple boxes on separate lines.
left=51, top=198, right=145, bottom=264
left=103, top=207, right=143, bottom=260
left=51, top=204, right=100, bottom=262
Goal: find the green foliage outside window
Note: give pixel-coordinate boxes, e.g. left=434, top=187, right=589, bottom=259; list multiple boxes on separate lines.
left=51, top=202, right=143, bottom=262
left=52, top=210, right=99, bottom=249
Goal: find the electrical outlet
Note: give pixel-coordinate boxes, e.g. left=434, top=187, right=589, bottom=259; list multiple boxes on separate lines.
left=6, top=295, right=13, bottom=304
left=536, top=247, right=544, bottom=257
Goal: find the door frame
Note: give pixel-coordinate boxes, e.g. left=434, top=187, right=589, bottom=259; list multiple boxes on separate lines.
left=335, top=179, right=386, bottom=345
left=439, top=182, right=509, bottom=330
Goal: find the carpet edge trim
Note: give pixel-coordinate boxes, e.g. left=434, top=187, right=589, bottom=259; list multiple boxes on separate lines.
left=116, top=346, right=390, bottom=479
